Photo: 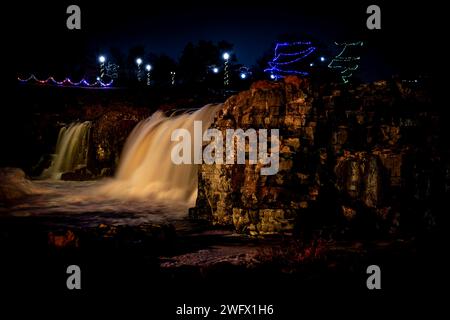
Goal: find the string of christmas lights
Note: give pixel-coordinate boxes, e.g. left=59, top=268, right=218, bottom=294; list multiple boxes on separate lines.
left=328, top=41, right=363, bottom=83
left=264, top=41, right=316, bottom=79
left=17, top=74, right=113, bottom=87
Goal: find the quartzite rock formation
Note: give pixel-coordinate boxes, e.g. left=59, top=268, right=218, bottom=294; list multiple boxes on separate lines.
left=190, top=77, right=445, bottom=236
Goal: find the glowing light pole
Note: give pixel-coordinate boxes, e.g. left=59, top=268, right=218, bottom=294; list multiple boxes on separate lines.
left=136, top=57, right=143, bottom=82
left=98, top=55, right=106, bottom=80
left=223, top=52, right=230, bottom=87
left=170, top=71, right=176, bottom=86
left=145, top=64, right=152, bottom=86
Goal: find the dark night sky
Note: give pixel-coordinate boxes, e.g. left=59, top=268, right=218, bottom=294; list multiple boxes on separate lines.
left=9, top=0, right=438, bottom=82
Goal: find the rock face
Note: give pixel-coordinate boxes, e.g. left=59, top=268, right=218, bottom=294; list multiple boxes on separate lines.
left=191, top=77, right=321, bottom=235
left=334, top=151, right=383, bottom=208
left=191, top=77, right=442, bottom=236
left=88, top=108, right=149, bottom=177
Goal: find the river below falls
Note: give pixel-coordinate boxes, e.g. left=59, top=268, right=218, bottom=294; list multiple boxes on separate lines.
left=0, top=178, right=191, bottom=228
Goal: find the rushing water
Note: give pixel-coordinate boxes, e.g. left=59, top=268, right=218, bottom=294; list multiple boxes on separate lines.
left=2, top=105, right=222, bottom=225
left=0, top=179, right=191, bottom=227
left=41, top=121, right=91, bottom=179
left=98, top=104, right=222, bottom=206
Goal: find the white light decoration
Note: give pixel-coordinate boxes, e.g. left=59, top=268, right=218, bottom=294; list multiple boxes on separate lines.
left=240, top=73, right=246, bottom=79
left=328, top=41, right=363, bottom=83
left=320, top=56, right=325, bottom=62
left=223, top=52, right=230, bottom=87
left=145, top=64, right=152, bottom=85
left=136, top=58, right=143, bottom=82
left=98, top=55, right=106, bottom=80
left=213, top=67, right=219, bottom=74
left=17, top=74, right=113, bottom=87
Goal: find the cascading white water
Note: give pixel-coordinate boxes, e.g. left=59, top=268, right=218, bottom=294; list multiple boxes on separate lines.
left=99, top=104, right=222, bottom=206
left=42, top=121, right=91, bottom=179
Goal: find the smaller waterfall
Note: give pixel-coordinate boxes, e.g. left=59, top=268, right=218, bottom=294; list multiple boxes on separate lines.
left=42, top=121, right=91, bottom=179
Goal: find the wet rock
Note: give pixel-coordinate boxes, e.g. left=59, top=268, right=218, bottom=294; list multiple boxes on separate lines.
left=60, top=165, right=94, bottom=181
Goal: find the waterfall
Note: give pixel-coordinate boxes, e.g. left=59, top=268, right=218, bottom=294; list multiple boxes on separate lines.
left=99, top=104, right=222, bottom=205
left=42, top=121, right=91, bottom=179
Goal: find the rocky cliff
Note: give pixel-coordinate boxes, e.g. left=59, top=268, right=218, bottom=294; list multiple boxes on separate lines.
left=190, top=77, right=445, bottom=236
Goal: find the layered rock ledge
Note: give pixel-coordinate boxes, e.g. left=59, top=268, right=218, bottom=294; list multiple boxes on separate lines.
left=190, top=77, right=443, bottom=236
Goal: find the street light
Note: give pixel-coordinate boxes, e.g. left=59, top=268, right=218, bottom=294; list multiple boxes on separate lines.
left=145, top=64, right=152, bottom=86
left=223, top=52, right=230, bottom=87
left=136, top=58, right=143, bottom=82
left=98, top=55, right=106, bottom=80
left=170, top=71, right=176, bottom=86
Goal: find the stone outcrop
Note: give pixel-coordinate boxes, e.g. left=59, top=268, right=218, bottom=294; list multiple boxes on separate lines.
left=88, top=108, right=149, bottom=176
left=191, top=77, right=441, bottom=236
left=191, top=77, right=321, bottom=235
left=334, top=151, right=383, bottom=208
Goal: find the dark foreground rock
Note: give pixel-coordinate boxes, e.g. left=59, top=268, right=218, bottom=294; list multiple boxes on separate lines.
left=0, top=212, right=442, bottom=302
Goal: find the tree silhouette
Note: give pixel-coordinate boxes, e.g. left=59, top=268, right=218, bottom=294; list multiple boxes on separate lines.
left=178, top=41, right=235, bottom=85
left=147, top=54, right=177, bottom=86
